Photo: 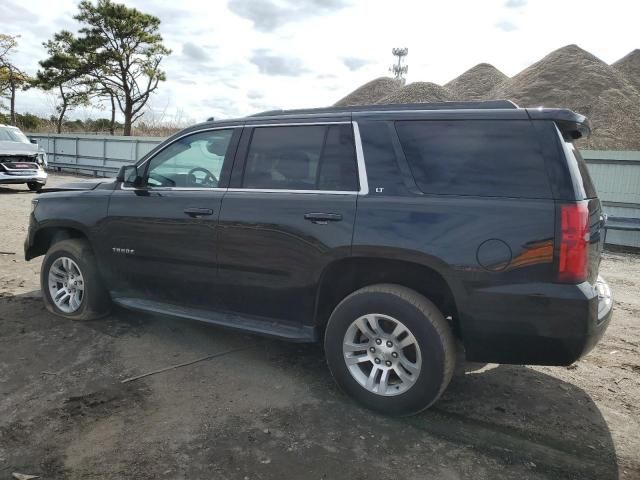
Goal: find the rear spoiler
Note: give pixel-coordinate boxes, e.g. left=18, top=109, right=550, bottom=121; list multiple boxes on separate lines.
left=526, top=108, right=591, bottom=140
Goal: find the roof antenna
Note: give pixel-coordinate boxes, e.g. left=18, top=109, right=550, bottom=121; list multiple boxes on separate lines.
left=390, top=48, right=408, bottom=85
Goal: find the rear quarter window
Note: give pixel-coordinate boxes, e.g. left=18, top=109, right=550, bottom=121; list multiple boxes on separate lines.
left=395, top=120, right=552, bottom=198
left=557, top=130, right=598, bottom=199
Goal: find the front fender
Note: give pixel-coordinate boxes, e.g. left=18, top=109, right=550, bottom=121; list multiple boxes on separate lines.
left=24, top=190, right=111, bottom=260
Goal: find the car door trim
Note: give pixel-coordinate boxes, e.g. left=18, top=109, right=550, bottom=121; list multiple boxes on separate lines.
left=121, top=121, right=369, bottom=196
left=120, top=125, right=241, bottom=191
left=226, top=120, right=368, bottom=196
left=352, top=121, right=369, bottom=195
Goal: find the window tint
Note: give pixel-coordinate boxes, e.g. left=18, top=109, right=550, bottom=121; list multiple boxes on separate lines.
left=145, top=129, right=233, bottom=188
left=395, top=120, right=551, bottom=198
left=242, top=124, right=358, bottom=191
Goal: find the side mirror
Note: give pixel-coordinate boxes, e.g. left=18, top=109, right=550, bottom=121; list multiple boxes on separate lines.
left=116, top=165, right=143, bottom=187
left=30, top=138, right=38, bottom=145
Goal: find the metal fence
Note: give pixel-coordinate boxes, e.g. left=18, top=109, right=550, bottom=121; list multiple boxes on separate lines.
left=28, top=133, right=640, bottom=248
left=581, top=150, right=640, bottom=248
left=28, top=133, right=161, bottom=177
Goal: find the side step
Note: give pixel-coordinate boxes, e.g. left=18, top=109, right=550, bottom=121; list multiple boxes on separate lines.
left=112, top=297, right=318, bottom=343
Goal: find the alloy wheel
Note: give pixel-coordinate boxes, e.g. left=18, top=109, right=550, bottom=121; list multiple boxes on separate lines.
left=342, top=314, right=422, bottom=396
left=48, top=256, right=85, bottom=313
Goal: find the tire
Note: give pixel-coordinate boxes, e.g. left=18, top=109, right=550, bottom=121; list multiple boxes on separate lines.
left=324, top=284, right=456, bottom=416
left=41, top=238, right=111, bottom=320
left=27, top=182, right=43, bottom=191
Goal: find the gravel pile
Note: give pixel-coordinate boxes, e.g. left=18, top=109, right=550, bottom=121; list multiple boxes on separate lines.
left=445, top=63, right=508, bottom=100
left=334, top=77, right=402, bottom=107
left=612, top=49, right=640, bottom=92
left=376, top=82, right=452, bottom=104
left=336, top=44, right=640, bottom=149
left=488, top=45, right=640, bottom=149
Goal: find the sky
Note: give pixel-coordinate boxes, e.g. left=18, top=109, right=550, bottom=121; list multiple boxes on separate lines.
left=1, top=0, right=639, bottom=124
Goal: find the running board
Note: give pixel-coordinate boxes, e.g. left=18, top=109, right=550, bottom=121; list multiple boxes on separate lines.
left=112, top=297, right=317, bottom=343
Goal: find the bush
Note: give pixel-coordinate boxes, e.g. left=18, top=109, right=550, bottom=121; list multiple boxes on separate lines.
left=16, top=113, right=41, bottom=131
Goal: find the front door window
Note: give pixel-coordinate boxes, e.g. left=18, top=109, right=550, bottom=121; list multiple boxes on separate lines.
left=145, top=129, right=234, bottom=188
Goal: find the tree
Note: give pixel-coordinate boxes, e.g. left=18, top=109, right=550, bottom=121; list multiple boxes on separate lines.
left=35, top=31, right=94, bottom=133
left=0, top=34, right=30, bottom=125
left=74, top=0, right=170, bottom=135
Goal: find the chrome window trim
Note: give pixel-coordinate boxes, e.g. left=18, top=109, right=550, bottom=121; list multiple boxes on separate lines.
left=226, top=188, right=358, bottom=195
left=120, top=186, right=228, bottom=191
left=227, top=120, right=368, bottom=196
left=120, top=121, right=370, bottom=195
left=244, top=121, right=351, bottom=128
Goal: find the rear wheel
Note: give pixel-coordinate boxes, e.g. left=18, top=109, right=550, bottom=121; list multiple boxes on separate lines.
left=324, top=284, right=455, bottom=416
left=41, top=239, right=111, bottom=320
left=27, top=182, right=43, bottom=191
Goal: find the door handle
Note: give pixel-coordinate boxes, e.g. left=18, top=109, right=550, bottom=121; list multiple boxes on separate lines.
left=184, top=207, right=214, bottom=217
left=304, top=212, right=343, bottom=224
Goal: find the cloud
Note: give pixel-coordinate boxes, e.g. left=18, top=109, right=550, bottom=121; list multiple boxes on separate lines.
left=495, top=20, right=518, bottom=32
left=227, top=0, right=351, bottom=32
left=504, top=0, right=527, bottom=7
left=0, top=1, right=37, bottom=26
left=182, top=42, right=209, bottom=62
left=343, top=57, right=372, bottom=71
left=247, top=90, right=264, bottom=100
left=250, top=49, right=306, bottom=76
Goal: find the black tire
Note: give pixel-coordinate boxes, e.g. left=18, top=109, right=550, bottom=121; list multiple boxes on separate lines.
left=41, top=238, right=111, bottom=320
left=324, top=284, right=456, bottom=416
left=27, top=182, right=44, bottom=191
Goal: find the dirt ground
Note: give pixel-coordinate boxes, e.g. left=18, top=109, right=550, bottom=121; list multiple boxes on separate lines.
left=1, top=173, right=639, bottom=480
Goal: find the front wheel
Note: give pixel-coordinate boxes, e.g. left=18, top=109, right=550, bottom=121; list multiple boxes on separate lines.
left=324, top=284, right=456, bottom=416
left=27, top=182, right=44, bottom=191
left=41, top=238, right=111, bottom=320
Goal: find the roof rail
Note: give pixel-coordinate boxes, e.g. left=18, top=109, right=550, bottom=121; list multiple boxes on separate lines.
left=249, top=100, right=519, bottom=117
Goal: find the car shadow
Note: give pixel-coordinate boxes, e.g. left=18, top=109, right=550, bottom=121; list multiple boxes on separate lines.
left=255, top=339, right=619, bottom=479
left=99, top=307, right=621, bottom=479
left=0, top=185, right=34, bottom=194
left=2, top=292, right=620, bottom=480
left=421, top=363, right=619, bottom=479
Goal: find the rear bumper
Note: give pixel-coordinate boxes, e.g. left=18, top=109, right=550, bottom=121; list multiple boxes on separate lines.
left=0, top=169, right=47, bottom=185
left=461, top=276, right=613, bottom=365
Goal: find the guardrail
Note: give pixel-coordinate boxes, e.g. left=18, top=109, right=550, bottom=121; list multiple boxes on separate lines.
left=28, top=133, right=162, bottom=177
left=27, top=133, right=640, bottom=248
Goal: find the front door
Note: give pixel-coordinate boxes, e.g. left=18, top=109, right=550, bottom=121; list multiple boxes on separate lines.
left=217, top=122, right=361, bottom=327
left=100, top=127, right=240, bottom=308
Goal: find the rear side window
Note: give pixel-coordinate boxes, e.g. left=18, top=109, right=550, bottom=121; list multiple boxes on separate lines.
left=558, top=133, right=598, bottom=199
left=242, top=124, right=358, bottom=191
left=395, top=120, right=551, bottom=198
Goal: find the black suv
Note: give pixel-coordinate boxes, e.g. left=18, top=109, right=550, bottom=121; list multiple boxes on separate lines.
left=25, top=100, right=613, bottom=415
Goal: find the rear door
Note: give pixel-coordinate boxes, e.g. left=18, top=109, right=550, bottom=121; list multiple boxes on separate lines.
left=100, top=127, right=240, bottom=308
left=216, top=121, right=361, bottom=327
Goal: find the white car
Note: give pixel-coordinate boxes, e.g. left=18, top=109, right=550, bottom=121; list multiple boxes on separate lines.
left=0, top=124, right=48, bottom=191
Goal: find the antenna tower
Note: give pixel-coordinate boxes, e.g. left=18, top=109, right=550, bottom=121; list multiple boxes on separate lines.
left=390, top=48, right=408, bottom=84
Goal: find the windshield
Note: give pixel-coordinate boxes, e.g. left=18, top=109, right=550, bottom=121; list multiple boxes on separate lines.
left=0, top=127, right=30, bottom=144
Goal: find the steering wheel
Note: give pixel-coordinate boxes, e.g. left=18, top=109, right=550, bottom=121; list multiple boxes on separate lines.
left=187, top=167, right=218, bottom=187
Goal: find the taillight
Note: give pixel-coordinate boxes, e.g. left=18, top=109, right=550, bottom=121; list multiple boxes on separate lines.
left=557, top=201, right=589, bottom=283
